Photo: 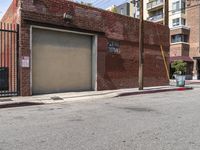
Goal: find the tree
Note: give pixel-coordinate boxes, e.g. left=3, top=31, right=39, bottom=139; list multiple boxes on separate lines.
left=171, top=60, right=187, bottom=75
left=110, top=6, right=117, bottom=13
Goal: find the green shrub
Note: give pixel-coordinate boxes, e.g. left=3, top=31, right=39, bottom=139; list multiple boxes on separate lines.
left=171, top=60, right=187, bottom=75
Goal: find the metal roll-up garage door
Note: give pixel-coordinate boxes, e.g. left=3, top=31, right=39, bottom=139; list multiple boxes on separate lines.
left=32, top=28, right=92, bottom=95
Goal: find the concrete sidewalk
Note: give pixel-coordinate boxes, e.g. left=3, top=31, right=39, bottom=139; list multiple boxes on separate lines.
left=0, top=85, right=193, bottom=109
left=0, top=86, right=193, bottom=108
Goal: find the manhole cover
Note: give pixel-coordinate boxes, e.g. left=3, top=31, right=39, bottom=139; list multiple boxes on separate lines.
left=51, top=96, right=63, bottom=101
left=0, top=99, right=13, bottom=102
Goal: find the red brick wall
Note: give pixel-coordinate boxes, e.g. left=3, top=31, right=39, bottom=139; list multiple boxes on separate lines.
left=1, top=0, right=19, bottom=23
left=3, top=0, right=170, bottom=96
left=170, top=43, right=190, bottom=57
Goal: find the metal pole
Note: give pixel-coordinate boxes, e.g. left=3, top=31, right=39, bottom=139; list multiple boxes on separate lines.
left=139, top=0, right=144, bottom=90
left=16, top=24, right=20, bottom=96
left=164, top=0, right=169, bottom=26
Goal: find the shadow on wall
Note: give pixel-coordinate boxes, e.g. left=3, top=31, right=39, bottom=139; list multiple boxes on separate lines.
left=106, top=54, right=125, bottom=71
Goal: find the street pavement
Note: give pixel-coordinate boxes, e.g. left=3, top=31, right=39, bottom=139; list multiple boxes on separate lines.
left=0, top=85, right=200, bottom=150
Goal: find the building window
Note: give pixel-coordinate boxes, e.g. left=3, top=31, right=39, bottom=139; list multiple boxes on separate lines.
left=172, top=1, right=180, bottom=13
left=172, top=18, right=186, bottom=27
left=137, top=2, right=140, bottom=11
left=120, top=8, right=124, bottom=15
left=181, top=18, right=186, bottom=25
left=181, top=0, right=186, bottom=13
left=172, top=0, right=185, bottom=14
left=171, top=34, right=188, bottom=43
left=172, top=18, right=180, bottom=26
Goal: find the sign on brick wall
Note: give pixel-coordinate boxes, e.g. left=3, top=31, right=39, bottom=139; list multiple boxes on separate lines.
left=21, top=56, right=30, bottom=68
left=108, top=41, right=120, bottom=54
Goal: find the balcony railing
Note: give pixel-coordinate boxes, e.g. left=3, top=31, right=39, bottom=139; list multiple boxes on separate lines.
left=147, top=13, right=163, bottom=22
left=147, top=0, right=163, bottom=10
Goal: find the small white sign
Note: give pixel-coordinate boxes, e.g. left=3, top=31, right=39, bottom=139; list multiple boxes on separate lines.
left=21, top=56, right=30, bottom=68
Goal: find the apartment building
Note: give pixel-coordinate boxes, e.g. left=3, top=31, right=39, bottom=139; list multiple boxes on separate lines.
left=130, top=0, right=140, bottom=18
left=130, top=0, right=200, bottom=79
left=130, top=0, right=184, bottom=26
left=116, top=2, right=130, bottom=16
left=186, top=0, right=200, bottom=80
left=107, top=3, right=130, bottom=16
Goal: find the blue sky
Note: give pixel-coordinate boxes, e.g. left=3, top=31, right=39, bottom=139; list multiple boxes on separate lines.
left=0, top=0, right=127, bottom=19
left=0, top=0, right=12, bottom=19
left=78, top=0, right=128, bottom=8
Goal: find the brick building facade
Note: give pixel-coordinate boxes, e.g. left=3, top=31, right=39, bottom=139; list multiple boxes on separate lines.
left=1, top=0, right=169, bottom=96
left=187, top=0, right=200, bottom=79
left=170, top=0, right=200, bottom=79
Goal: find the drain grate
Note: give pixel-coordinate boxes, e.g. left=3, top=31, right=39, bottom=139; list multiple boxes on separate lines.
left=51, top=96, right=63, bottom=101
left=0, top=99, right=13, bottom=102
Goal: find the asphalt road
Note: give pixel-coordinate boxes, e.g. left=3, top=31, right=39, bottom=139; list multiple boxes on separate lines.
left=1, top=86, right=200, bottom=150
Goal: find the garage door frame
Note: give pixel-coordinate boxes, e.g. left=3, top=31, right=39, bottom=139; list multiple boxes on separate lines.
left=30, top=25, right=97, bottom=95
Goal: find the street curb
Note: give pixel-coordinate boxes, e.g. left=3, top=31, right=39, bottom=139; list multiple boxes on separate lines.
left=0, top=101, right=44, bottom=109
left=116, top=87, right=193, bottom=97
left=0, top=87, right=193, bottom=109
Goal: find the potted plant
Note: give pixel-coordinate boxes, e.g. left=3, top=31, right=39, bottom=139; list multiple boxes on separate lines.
left=171, top=60, right=187, bottom=87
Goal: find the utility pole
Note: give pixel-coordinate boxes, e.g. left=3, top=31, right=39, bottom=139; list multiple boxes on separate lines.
left=163, top=0, right=170, bottom=80
left=164, top=0, right=169, bottom=26
left=139, top=0, right=144, bottom=90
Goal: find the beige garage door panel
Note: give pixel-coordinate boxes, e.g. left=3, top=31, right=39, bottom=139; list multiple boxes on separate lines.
left=32, top=28, right=92, bottom=94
